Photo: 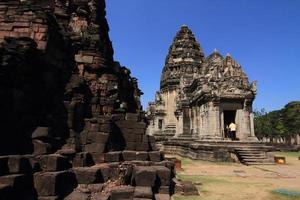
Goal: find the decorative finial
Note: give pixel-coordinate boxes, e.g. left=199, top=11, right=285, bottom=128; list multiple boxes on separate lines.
left=214, top=48, right=218, bottom=53
left=226, top=53, right=231, bottom=57
left=181, top=24, right=188, bottom=28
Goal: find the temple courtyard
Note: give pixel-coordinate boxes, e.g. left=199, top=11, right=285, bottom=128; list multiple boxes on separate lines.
left=172, top=152, right=300, bottom=200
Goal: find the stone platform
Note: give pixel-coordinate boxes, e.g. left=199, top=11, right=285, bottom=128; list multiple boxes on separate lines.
left=158, top=139, right=275, bottom=165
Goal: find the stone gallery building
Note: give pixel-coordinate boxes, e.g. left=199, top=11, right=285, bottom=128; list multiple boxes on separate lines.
left=147, top=25, right=258, bottom=142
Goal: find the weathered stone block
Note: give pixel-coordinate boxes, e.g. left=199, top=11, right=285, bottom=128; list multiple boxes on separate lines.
left=125, top=142, right=137, bottom=151
left=7, top=155, right=32, bottom=174
left=136, top=143, right=149, bottom=151
left=39, top=154, right=71, bottom=172
left=38, top=196, right=60, bottom=200
left=153, top=166, right=171, bottom=186
left=65, top=190, right=90, bottom=200
left=73, top=152, right=94, bottom=167
left=87, top=132, right=109, bottom=143
left=104, top=152, right=121, bottom=162
left=91, top=153, right=105, bottom=164
left=32, top=127, right=52, bottom=139
left=159, top=186, right=170, bottom=194
left=149, top=151, right=162, bottom=162
left=73, top=167, right=102, bottom=184
left=0, top=174, right=33, bottom=190
left=132, top=166, right=156, bottom=187
left=33, top=140, right=52, bottom=155
left=85, top=143, right=105, bottom=153
left=34, top=171, right=77, bottom=196
left=136, top=152, right=149, bottom=161
left=134, top=186, right=153, bottom=199
left=122, top=151, right=137, bottom=161
left=110, top=186, right=134, bottom=200
left=154, top=194, right=171, bottom=200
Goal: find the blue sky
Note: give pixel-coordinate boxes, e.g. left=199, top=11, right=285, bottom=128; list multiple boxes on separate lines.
left=106, top=0, right=300, bottom=112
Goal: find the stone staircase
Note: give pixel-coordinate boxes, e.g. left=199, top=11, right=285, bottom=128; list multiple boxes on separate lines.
left=235, top=147, right=275, bottom=165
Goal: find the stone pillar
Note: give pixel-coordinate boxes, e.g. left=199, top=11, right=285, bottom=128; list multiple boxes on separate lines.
left=221, top=111, right=224, bottom=138
left=182, top=105, right=190, bottom=135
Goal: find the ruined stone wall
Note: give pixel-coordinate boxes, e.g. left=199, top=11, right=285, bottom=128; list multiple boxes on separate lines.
left=0, top=1, right=182, bottom=200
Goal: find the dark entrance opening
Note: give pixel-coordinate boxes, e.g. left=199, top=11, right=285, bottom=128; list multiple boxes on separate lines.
left=224, top=110, right=236, bottom=139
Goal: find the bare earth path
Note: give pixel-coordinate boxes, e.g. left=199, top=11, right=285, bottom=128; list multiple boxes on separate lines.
left=172, top=152, right=300, bottom=200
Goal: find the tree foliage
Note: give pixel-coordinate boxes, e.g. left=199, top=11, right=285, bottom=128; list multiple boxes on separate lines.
left=254, top=101, right=300, bottom=139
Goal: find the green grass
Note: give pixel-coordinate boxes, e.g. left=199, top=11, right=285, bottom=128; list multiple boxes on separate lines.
left=177, top=156, right=236, bottom=166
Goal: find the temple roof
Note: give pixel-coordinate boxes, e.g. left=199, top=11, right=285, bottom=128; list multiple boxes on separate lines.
left=160, top=25, right=205, bottom=90
left=165, top=25, right=205, bottom=65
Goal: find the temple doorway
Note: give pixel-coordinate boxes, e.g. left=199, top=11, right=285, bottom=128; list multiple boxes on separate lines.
left=224, top=110, right=236, bottom=139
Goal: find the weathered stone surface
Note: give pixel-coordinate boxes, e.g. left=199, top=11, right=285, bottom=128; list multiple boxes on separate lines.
left=34, top=171, right=77, bottom=196
left=33, top=140, right=53, bottom=156
left=7, top=155, right=32, bottom=174
left=153, top=166, right=171, bottom=186
left=39, top=154, right=71, bottom=172
left=155, top=194, right=171, bottom=200
left=73, top=153, right=94, bottom=167
left=0, top=174, right=33, bottom=190
left=134, top=186, right=153, bottom=199
left=132, top=166, right=156, bottom=187
left=149, top=151, right=162, bottom=162
left=110, top=186, right=134, bottom=200
left=136, top=152, right=149, bottom=161
left=104, top=152, right=121, bottom=162
left=73, top=167, right=102, bottom=184
left=65, top=190, right=90, bottom=200
left=122, top=151, right=137, bottom=161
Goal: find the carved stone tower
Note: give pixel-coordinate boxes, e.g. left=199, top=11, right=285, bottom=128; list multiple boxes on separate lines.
left=147, top=25, right=257, bottom=141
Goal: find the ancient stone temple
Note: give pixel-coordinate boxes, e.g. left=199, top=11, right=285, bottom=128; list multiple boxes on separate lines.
left=0, top=1, right=200, bottom=199
left=147, top=25, right=257, bottom=141
left=146, top=25, right=275, bottom=164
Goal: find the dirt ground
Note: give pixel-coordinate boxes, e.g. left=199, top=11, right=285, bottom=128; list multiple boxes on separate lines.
left=171, top=152, right=300, bottom=200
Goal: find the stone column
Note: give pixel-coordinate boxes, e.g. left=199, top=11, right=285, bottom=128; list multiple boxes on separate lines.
left=182, top=105, right=190, bottom=135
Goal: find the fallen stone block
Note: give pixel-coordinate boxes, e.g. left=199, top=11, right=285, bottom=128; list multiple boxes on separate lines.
left=110, top=186, right=134, bottom=200
left=34, top=171, right=77, bottom=196
left=132, top=166, right=156, bottom=187
left=122, top=151, right=137, bottom=161
left=73, top=167, right=102, bottom=184
left=39, top=154, right=71, bottom=172
left=7, top=155, right=32, bottom=174
left=73, top=152, right=94, bottom=167
left=134, top=186, right=153, bottom=199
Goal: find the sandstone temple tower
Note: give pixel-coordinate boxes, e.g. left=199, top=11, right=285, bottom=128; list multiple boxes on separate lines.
left=147, top=25, right=258, bottom=142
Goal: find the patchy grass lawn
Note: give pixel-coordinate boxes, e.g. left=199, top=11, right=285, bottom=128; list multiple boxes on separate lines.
left=172, top=152, right=300, bottom=200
